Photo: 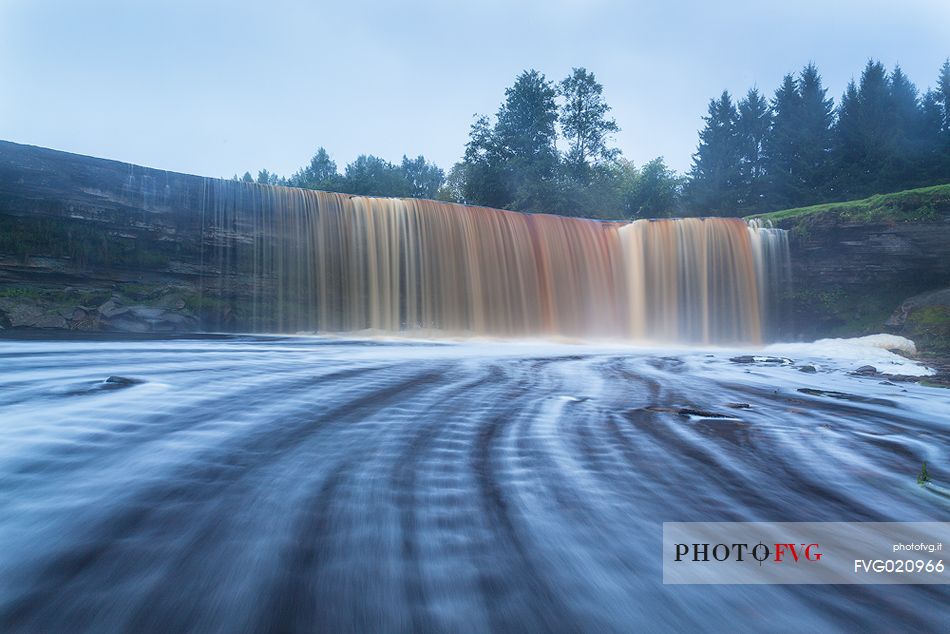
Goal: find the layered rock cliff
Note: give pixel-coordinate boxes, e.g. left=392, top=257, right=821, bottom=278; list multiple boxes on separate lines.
left=0, top=141, right=275, bottom=331
left=759, top=187, right=950, bottom=350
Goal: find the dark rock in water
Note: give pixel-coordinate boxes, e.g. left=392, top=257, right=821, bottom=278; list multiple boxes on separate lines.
left=103, top=376, right=145, bottom=388
left=797, top=388, right=894, bottom=407
left=797, top=364, right=818, bottom=373
left=726, top=403, right=751, bottom=409
left=678, top=408, right=741, bottom=420
left=730, top=355, right=793, bottom=365
left=852, top=365, right=878, bottom=376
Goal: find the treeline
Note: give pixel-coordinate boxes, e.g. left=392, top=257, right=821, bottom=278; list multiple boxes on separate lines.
left=239, top=68, right=679, bottom=219
left=235, top=152, right=445, bottom=200
left=240, top=58, right=950, bottom=218
left=689, top=60, right=950, bottom=215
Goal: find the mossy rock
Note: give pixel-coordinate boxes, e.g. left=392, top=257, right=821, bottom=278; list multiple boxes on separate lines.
left=887, top=289, right=950, bottom=354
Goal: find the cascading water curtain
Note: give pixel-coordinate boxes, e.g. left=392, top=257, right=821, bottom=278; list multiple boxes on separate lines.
left=198, top=180, right=789, bottom=343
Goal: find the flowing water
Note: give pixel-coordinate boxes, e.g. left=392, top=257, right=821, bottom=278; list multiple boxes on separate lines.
left=1, top=335, right=947, bottom=632
left=196, top=184, right=787, bottom=343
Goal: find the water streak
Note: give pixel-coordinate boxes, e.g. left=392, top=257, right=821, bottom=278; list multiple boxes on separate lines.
left=0, top=337, right=945, bottom=631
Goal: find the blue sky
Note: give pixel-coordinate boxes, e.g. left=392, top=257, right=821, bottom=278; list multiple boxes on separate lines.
left=1, top=0, right=948, bottom=178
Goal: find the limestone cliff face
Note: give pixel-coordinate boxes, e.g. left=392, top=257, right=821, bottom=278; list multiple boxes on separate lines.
left=772, top=210, right=950, bottom=342
left=0, top=141, right=262, bottom=331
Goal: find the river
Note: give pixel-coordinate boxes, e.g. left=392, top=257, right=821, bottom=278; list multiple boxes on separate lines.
left=0, top=335, right=947, bottom=631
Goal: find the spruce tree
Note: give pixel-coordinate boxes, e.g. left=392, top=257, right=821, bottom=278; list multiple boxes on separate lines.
left=887, top=65, right=925, bottom=188
left=795, top=64, right=835, bottom=204
left=936, top=59, right=950, bottom=179
left=735, top=88, right=771, bottom=212
left=938, top=59, right=950, bottom=133
left=686, top=91, right=741, bottom=216
left=833, top=61, right=893, bottom=198
left=764, top=74, right=801, bottom=209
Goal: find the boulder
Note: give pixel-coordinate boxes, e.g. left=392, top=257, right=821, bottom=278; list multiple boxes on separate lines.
left=100, top=375, right=145, bottom=390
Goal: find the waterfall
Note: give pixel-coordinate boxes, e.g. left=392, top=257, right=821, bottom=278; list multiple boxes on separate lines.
left=198, top=180, right=788, bottom=343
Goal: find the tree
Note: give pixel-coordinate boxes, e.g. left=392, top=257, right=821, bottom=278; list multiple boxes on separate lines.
left=934, top=60, right=950, bottom=180
left=763, top=74, right=801, bottom=208
left=436, top=162, right=467, bottom=203
left=495, top=70, right=561, bottom=211
left=832, top=79, right=864, bottom=197
left=760, top=65, right=834, bottom=209
left=460, top=70, right=561, bottom=212
left=794, top=64, right=835, bottom=204
left=341, top=155, right=408, bottom=197
left=400, top=155, right=445, bottom=199
left=686, top=91, right=740, bottom=215
left=937, top=59, right=950, bottom=133
left=887, top=65, right=925, bottom=186
left=624, top=158, right=681, bottom=218
left=833, top=61, right=890, bottom=198
left=257, top=169, right=278, bottom=185
left=558, top=67, right=619, bottom=180
left=288, top=147, right=342, bottom=190
left=735, top=88, right=771, bottom=212
left=461, top=115, right=510, bottom=208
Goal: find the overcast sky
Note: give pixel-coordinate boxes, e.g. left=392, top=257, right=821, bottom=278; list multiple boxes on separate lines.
left=2, top=0, right=948, bottom=179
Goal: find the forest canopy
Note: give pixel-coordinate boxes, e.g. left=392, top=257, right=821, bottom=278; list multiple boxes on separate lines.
left=240, top=59, right=950, bottom=219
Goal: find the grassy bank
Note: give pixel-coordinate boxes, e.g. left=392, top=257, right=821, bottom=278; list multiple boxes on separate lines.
left=746, top=183, right=950, bottom=226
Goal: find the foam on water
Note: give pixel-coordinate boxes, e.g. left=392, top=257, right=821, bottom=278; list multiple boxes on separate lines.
left=766, top=334, right=933, bottom=377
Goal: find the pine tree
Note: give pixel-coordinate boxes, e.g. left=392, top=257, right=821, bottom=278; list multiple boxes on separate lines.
left=764, top=74, right=801, bottom=209
left=833, top=61, right=893, bottom=198
left=936, top=60, right=950, bottom=180
left=735, top=88, right=771, bottom=212
left=686, top=91, right=741, bottom=215
left=887, top=65, right=925, bottom=188
left=938, top=59, right=950, bottom=133
left=795, top=64, right=835, bottom=203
